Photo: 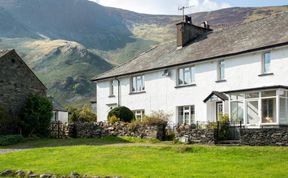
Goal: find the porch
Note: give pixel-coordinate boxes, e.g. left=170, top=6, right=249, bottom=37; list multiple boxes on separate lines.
left=204, top=86, right=288, bottom=128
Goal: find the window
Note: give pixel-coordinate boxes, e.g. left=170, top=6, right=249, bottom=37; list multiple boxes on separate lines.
left=178, top=105, right=195, bottom=125
left=109, top=80, right=115, bottom=96
left=231, top=101, right=244, bottom=123
left=262, top=52, right=271, bottom=74
left=217, top=60, right=225, bottom=80
left=262, top=98, right=276, bottom=123
left=131, top=75, right=145, bottom=92
left=133, top=110, right=145, bottom=120
left=178, top=66, right=195, bottom=85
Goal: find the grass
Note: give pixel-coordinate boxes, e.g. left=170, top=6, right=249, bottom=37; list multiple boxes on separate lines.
left=0, top=137, right=288, bottom=178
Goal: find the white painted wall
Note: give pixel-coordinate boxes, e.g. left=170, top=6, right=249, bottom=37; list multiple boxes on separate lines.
left=96, top=46, right=288, bottom=125
left=52, top=111, right=69, bottom=123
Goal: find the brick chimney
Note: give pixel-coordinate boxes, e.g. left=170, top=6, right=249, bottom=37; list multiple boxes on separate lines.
left=176, top=16, right=212, bottom=48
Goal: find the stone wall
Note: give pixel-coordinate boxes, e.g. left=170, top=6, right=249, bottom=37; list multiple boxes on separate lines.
left=0, top=50, right=46, bottom=117
left=175, top=125, right=216, bottom=144
left=240, top=128, right=288, bottom=146
left=67, top=122, right=167, bottom=140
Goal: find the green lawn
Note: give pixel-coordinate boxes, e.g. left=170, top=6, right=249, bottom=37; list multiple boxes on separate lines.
left=0, top=137, right=287, bottom=178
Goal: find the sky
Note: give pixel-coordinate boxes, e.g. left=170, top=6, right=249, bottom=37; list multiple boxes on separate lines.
left=90, top=0, right=288, bottom=15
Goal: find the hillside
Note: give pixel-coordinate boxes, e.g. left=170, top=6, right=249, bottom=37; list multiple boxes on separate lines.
left=0, top=0, right=287, bottom=106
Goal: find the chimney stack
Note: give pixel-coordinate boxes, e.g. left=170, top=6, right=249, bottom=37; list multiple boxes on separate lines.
left=176, top=16, right=212, bottom=48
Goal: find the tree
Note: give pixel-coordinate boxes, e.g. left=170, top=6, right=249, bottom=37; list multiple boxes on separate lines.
left=20, top=95, right=53, bottom=137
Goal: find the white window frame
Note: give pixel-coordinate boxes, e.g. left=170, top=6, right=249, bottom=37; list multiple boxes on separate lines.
left=262, top=52, right=271, bottom=74
left=133, top=110, right=145, bottom=120
left=217, top=60, right=225, bottom=81
left=177, top=66, right=195, bottom=86
left=131, top=75, right=145, bottom=93
left=177, top=105, right=195, bottom=125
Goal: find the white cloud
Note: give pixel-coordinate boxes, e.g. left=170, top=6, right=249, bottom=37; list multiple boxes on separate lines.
left=89, top=0, right=231, bottom=15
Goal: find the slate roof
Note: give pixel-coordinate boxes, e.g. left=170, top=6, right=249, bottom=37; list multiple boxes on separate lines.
left=49, top=97, right=67, bottom=112
left=0, top=50, right=12, bottom=58
left=93, top=12, right=288, bottom=81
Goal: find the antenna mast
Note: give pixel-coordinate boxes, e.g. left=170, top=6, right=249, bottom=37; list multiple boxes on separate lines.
left=178, top=5, right=192, bottom=22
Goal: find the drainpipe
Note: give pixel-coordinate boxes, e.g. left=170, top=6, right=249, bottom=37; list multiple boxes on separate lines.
left=115, top=78, right=121, bottom=107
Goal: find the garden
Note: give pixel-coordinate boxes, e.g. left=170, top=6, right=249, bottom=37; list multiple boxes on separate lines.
left=1, top=97, right=288, bottom=178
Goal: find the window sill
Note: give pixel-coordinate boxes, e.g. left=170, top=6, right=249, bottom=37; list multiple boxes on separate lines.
left=258, top=73, right=274, bottom=77
left=129, top=91, right=146, bottom=95
left=108, top=95, right=116, bottom=98
left=175, top=84, right=196, bottom=89
left=215, top=79, right=226, bottom=83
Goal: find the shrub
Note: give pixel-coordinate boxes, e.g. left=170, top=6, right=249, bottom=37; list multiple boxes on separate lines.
left=142, top=111, right=170, bottom=126
left=67, top=105, right=97, bottom=123
left=0, top=135, right=24, bottom=146
left=218, top=114, right=230, bottom=140
left=108, top=115, right=120, bottom=124
left=206, top=122, right=217, bottom=129
left=20, top=95, right=53, bottom=137
left=0, top=106, right=20, bottom=135
left=107, top=106, right=135, bottom=123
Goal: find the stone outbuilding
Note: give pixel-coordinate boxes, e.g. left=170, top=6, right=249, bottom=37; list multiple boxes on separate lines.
left=0, top=49, right=47, bottom=117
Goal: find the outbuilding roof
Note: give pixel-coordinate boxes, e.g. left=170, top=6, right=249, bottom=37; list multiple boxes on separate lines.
left=93, top=12, right=288, bottom=81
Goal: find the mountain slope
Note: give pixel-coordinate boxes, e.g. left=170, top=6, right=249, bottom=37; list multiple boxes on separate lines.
left=0, top=0, right=287, bottom=106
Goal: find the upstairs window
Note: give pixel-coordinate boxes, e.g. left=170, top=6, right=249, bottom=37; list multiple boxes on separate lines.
left=217, top=60, right=225, bottom=81
left=178, top=66, right=195, bottom=85
left=131, top=75, right=145, bottom=93
left=262, top=52, right=271, bottom=74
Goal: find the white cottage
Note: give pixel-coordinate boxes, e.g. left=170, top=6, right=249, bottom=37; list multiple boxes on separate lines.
left=92, top=13, right=288, bottom=128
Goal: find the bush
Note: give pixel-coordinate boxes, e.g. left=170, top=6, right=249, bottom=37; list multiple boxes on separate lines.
left=218, top=114, right=230, bottom=140
left=0, top=106, right=20, bottom=135
left=67, top=105, right=97, bottom=123
left=0, top=135, right=24, bottom=146
left=107, top=106, right=135, bottom=123
left=20, top=95, right=53, bottom=137
left=142, top=111, right=170, bottom=126
left=108, top=115, right=120, bottom=124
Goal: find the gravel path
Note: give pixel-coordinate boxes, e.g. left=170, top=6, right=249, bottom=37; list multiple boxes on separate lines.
left=0, top=149, right=26, bottom=154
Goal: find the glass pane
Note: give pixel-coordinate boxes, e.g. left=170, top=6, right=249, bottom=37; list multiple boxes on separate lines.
left=280, top=98, right=288, bottom=124
left=230, top=93, right=245, bottom=100
left=263, top=52, right=271, bottom=73
left=220, top=61, right=225, bottom=80
left=178, top=107, right=183, bottom=124
left=136, top=76, right=142, bottom=91
left=246, top=92, right=259, bottom=99
left=178, top=68, right=184, bottom=85
left=247, top=100, right=260, bottom=125
left=262, top=90, right=276, bottom=97
left=132, top=77, right=136, bottom=92
left=184, top=112, right=190, bottom=124
left=184, top=67, right=191, bottom=84
left=191, top=106, right=195, bottom=124
left=191, top=67, right=195, bottom=83
left=231, top=101, right=244, bottom=123
left=262, top=98, right=276, bottom=123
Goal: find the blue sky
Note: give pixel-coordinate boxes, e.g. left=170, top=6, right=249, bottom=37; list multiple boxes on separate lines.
left=91, top=0, right=288, bottom=15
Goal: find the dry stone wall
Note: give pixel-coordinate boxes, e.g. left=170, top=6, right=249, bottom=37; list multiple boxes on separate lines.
left=67, top=122, right=167, bottom=140
left=175, top=125, right=216, bottom=144
left=240, top=128, right=288, bottom=146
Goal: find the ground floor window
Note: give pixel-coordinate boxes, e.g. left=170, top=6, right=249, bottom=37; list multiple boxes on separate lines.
left=178, top=105, right=195, bottom=125
left=262, top=98, right=276, bottom=123
left=133, top=110, right=145, bottom=120
left=229, top=89, right=284, bottom=125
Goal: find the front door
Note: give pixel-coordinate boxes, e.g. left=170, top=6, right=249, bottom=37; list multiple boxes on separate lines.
left=216, top=102, right=223, bottom=121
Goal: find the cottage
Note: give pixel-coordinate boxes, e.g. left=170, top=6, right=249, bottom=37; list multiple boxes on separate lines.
left=0, top=49, right=47, bottom=117
left=93, top=13, right=288, bottom=128
left=50, top=97, right=69, bottom=123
